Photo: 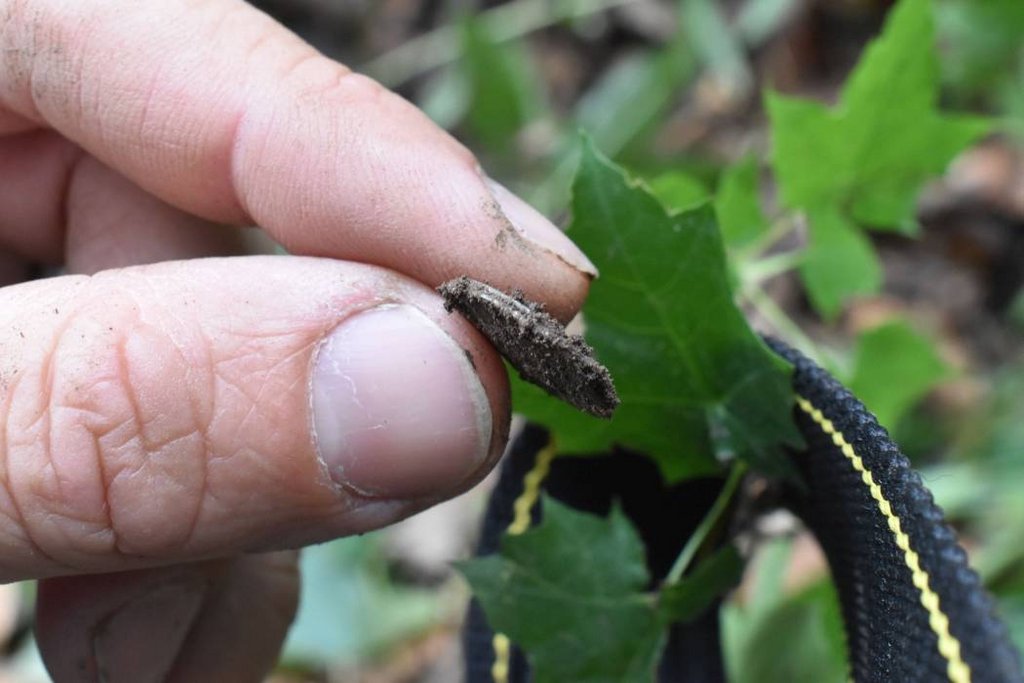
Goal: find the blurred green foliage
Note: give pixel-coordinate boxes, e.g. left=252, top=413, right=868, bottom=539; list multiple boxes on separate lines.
left=769, top=0, right=990, bottom=317
left=722, top=539, right=848, bottom=683
left=847, top=320, right=952, bottom=431
left=281, top=536, right=443, bottom=671
left=937, top=0, right=1024, bottom=115
left=460, top=17, right=544, bottom=154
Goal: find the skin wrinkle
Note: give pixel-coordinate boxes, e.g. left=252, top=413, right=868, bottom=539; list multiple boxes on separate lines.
left=42, top=308, right=77, bottom=552
left=14, top=282, right=179, bottom=566
left=88, top=573, right=210, bottom=682
left=0, top=390, right=20, bottom=545
left=160, top=556, right=298, bottom=681
left=237, top=361, right=295, bottom=435
left=256, top=554, right=302, bottom=627
left=0, top=282, right=111, bottom=573
left=115, top=312, right=159, bottom=458
left=134, top=56, right=170, bottom=157
left=221, top=106, right=279, bottom=232
left=266, top=51, right=329, bottom=102
left=218, top=27, right=308, bottom=226
left=209, top=361, right=264, bottom=426
left=2, top=354, right=70, bottom=576
left=115, top=286, right=213, bottom=557
left=98, top=291, right=149, bottom=558
left=185, top=320, right=216, bottom=558
left=218, top=7, right=312, bottom=224
left=209, top=332, right=309, bottom=416
left=97, top=402, right=203, bottom=558
left=196, top=454, right=297, bottom=553
left=43, top=303, right=129, bottom=562
left=231, top=71, right=408, bottom=249
left=192, top=317, right=323, bottom=547
left=187, top=12, right=251, bottom=222
left=110, top=328, right=151, bottom=557
left=161, top=577, right=219, bottom=680
left=0, top=371, right=56, bottom=574
left=85, top=424, right=118, bottom=556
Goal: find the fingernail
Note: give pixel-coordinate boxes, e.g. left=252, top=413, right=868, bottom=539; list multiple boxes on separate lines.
left=93, top=581, right=205, bottom=683
left=311, top=305, right=493, bottom=499
left=485, top=177, right=598, bottom=276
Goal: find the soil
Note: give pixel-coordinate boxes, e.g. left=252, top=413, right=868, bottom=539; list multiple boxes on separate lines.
left=438, top=276, right=619, bottom=418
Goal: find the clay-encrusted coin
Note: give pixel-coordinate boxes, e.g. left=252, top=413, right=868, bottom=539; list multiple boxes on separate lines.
left=438, top=276, right=619, bottom=419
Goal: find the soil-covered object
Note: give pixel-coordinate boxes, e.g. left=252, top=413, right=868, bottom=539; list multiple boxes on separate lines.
left=438, top=277, right=619, bottom=418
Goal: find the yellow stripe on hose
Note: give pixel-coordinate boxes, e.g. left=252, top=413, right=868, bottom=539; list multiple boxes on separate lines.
left=491, top=634, right=511, bottom=683
left=491, top=439, right=559, bottom=683
left=796, top=396, right=970, bottom=683
left=508, top=441, right=558, bottom=535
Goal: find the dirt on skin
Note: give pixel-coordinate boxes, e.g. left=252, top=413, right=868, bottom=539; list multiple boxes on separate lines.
left=438, top=276, right=619, bottom=419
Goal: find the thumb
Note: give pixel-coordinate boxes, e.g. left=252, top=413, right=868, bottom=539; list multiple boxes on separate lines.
left=0, top=255, right=507, bottom=581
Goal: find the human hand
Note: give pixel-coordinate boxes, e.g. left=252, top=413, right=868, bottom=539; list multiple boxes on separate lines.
left=0, top=0, right=595, bottom=679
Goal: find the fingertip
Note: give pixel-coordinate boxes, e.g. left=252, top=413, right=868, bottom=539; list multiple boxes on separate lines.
left=518, top=259, right=593, bottom=324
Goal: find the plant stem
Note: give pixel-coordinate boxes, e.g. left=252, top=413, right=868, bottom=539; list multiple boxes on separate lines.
left=740, top=213, right=800, bottom=261
left=739, top=249, right=804, bottom=288
left=664, top=462, right=747, bottom=586
left=743, top=284, right=824, bottom=364
left=364, top=0, right=641, bottom=87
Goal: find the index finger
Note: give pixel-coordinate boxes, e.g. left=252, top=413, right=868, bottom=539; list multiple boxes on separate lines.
left=0, top=0, right=594, bottom=320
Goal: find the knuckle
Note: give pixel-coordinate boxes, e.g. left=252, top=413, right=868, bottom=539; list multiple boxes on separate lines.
left=284, top=56, right=382, bottom=109
left=328, top=69, right=386, bottom=105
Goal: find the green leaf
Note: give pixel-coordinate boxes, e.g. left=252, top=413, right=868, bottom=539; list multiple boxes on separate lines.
left=513, top=140, right=802, bottom=481
left=716, top=157, right=768, bottom=250
left=459, top=499, right=665, bottom=683
left=647, top=171, right=710, bottom=212
left=767, top=0, right=990, bottom=314
left=847, top=320, right=951, bottom=430
left=659, top=545, right=744, bottom=622
left=770, top=0, right=988, bottom=227
left=460, top=17, right=541, bottom=152
left=462, top=499, right=745, bottom=682
left=799, top=206, right=883, bottom=319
